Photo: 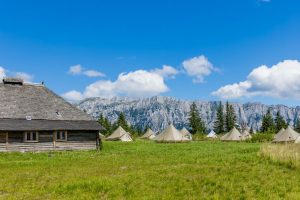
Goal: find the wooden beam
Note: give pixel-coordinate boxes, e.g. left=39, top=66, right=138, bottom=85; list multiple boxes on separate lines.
left=6, top=132, right=8, bottom=150
left=53, top=131, right=56, bottom=149
left=96, top=132, right=101, bottom=151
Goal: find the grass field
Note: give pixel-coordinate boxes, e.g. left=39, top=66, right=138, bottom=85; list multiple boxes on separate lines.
left=1, top=141, right=300, bottom=199
left=260, top=143, right=300, bottom=169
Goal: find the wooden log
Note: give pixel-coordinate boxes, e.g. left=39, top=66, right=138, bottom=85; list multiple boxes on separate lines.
left=6, top=132, right=8, bottom=150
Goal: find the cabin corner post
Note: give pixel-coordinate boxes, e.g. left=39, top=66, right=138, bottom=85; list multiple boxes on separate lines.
left=96, top=132, right=101, bottom=151
left=53, top=131, right=56, bottom=150
left=5, top=132, right=8, bottom=150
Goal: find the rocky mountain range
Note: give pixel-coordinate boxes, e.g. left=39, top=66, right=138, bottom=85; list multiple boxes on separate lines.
left=77, top=96, right=300, bottom=132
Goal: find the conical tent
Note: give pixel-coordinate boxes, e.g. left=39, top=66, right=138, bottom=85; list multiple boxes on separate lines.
left=241, top=130, right=251, bottom=140
left=106, top=126, right=133, bottom=142
left=220, top=127, right=242, bottom=141
left=273, top=128, right=285, bottom=140
left=140, top=128, right=156, bottom=139
left=154, top=124, right=188, bottom=142
left=99, top=132, right=105, bottom=139
left=207, top=130, right=217, bottom=138
left=295, top=135, right=300, bottom=143
left=180, top=127, right=193, bottom=141
left=273, top=126, right=300, bottom=143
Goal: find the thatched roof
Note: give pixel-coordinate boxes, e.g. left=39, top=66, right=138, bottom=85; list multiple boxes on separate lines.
left=0, top=80, right=103, bottom=131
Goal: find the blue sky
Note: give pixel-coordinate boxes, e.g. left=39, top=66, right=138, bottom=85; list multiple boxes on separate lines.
left=1, top=0, right=300, bottom=105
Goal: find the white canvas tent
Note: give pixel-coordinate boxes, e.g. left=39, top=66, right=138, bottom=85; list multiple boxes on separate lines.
left=241, top=130, right=252, bottom=140
left=140, top=128, right=156, bottom=140
left=273, top=128, right=285, bottom=141
left=180, top=127, right=193, bottom=141
left=220, top=127, right=242, bottom=141
left=207, top=130, right=217, bottom=138
left=154, top=124, right=189, bottom=142
left=99, top=132, right=105, bottom=139
left=295, top=135, right=300, bottom=144
left=273, top=126, right=300, bottom=143
left=106, top=126, right=133, bottom=142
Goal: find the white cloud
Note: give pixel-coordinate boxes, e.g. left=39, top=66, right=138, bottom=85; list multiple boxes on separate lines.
left=83, top=70, right=105, bottom=77
left=0, top=66, right=6, bottom=80
left=152, top=65, right=178, bottom=79
left=212, top=81, right=252, bottom=99
left=182, top=55, right=215, bottom=83
left=116, top=70, right=168, bottom=97
left=0, top=66, right=34, bottom=83
left=62, top=90, right=84, bottom=102
left=212, top=60, right=300, bottom=100
left=84, top=80, right=117, bottom=98
left=69, top=64, right=83, bottom=75
left=63, top=68, right=170, bottom=102
left=68, top=64, right=105, bottom=77
left=15, top=72, right=34, bottom=83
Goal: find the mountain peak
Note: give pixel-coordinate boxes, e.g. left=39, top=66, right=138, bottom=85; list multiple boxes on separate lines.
left=78, top=96, right=300, bottom=132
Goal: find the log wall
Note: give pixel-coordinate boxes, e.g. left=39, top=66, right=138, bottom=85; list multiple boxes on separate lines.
left=0, top=131, right=98, bottom=152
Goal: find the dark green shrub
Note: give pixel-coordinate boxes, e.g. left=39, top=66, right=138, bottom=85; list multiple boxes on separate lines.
left=193, top=133, right=209, bottom=141
left=248, top=133, right=274, bottom=143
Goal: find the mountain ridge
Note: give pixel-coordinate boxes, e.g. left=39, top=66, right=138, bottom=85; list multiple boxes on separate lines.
left=78, top=96, right=300, bottom=132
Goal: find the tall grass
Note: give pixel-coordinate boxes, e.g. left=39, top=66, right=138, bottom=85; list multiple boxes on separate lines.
left=260, top=144, right=300, bottom=168
left=0, top=141, right=300, bottom=199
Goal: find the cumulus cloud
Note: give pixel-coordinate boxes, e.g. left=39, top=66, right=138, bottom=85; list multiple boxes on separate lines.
left=83, top=80, right=117, bottom=98
left=116, top=70, right=168, bottom=97
left=0, top=66, right=34, bottom=83
left=83, top=70, right=105, bottom=77
left=212, top=60, right=300, bottom=100
left=0, top=66, right=6, bottom=80
left=69, top=64, right=105, bottom=77
left=62, top=90, right=84, bottom=102
left=152, top=65, right=178, bottom=79
left=62, top=68, right=169, bottom=102
left=15, top=72, right=34, bottom=83
left=69, top=65, right=82, bottom=75
left=182, top=55, right=215, bottom=83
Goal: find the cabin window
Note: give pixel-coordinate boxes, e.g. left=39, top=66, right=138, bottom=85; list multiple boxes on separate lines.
left=24, top=132, right=39, bottom=142
left=56, top=131, right=67, bottom=141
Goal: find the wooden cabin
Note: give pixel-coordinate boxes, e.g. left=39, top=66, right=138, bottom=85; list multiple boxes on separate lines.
left=0, top=78, right=104, bottom=152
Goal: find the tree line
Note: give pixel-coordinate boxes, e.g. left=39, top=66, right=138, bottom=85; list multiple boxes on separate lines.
left=189, top=101, right=238, bottom=135
left=98, top=112, right=144, bottom=136
left=97, top=102, right=300, bottom=136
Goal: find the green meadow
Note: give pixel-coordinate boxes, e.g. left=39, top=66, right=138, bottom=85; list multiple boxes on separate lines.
left=0, top=141, right=300, bottom=199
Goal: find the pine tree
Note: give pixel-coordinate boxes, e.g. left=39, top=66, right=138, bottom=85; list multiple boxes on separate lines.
left=117, top=112, right=130, bottom=132
left=225, top=102, right=236, bottom=132
left=213, top=101, right=225, bottom=134
left=295, top=118, right=300, bottom=133
left=274, top=111, right=287, bottom=132
left=97, top=113, right=112, bottom=136
left=249, top=126, right=254, bottom=134
left=103, top=117, right=112, bottom=135
left=97, top=113, right=104, bottom=125
left=188, top=102, right=206, bottom=134
left=260, top=109, right=275, bottom=133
